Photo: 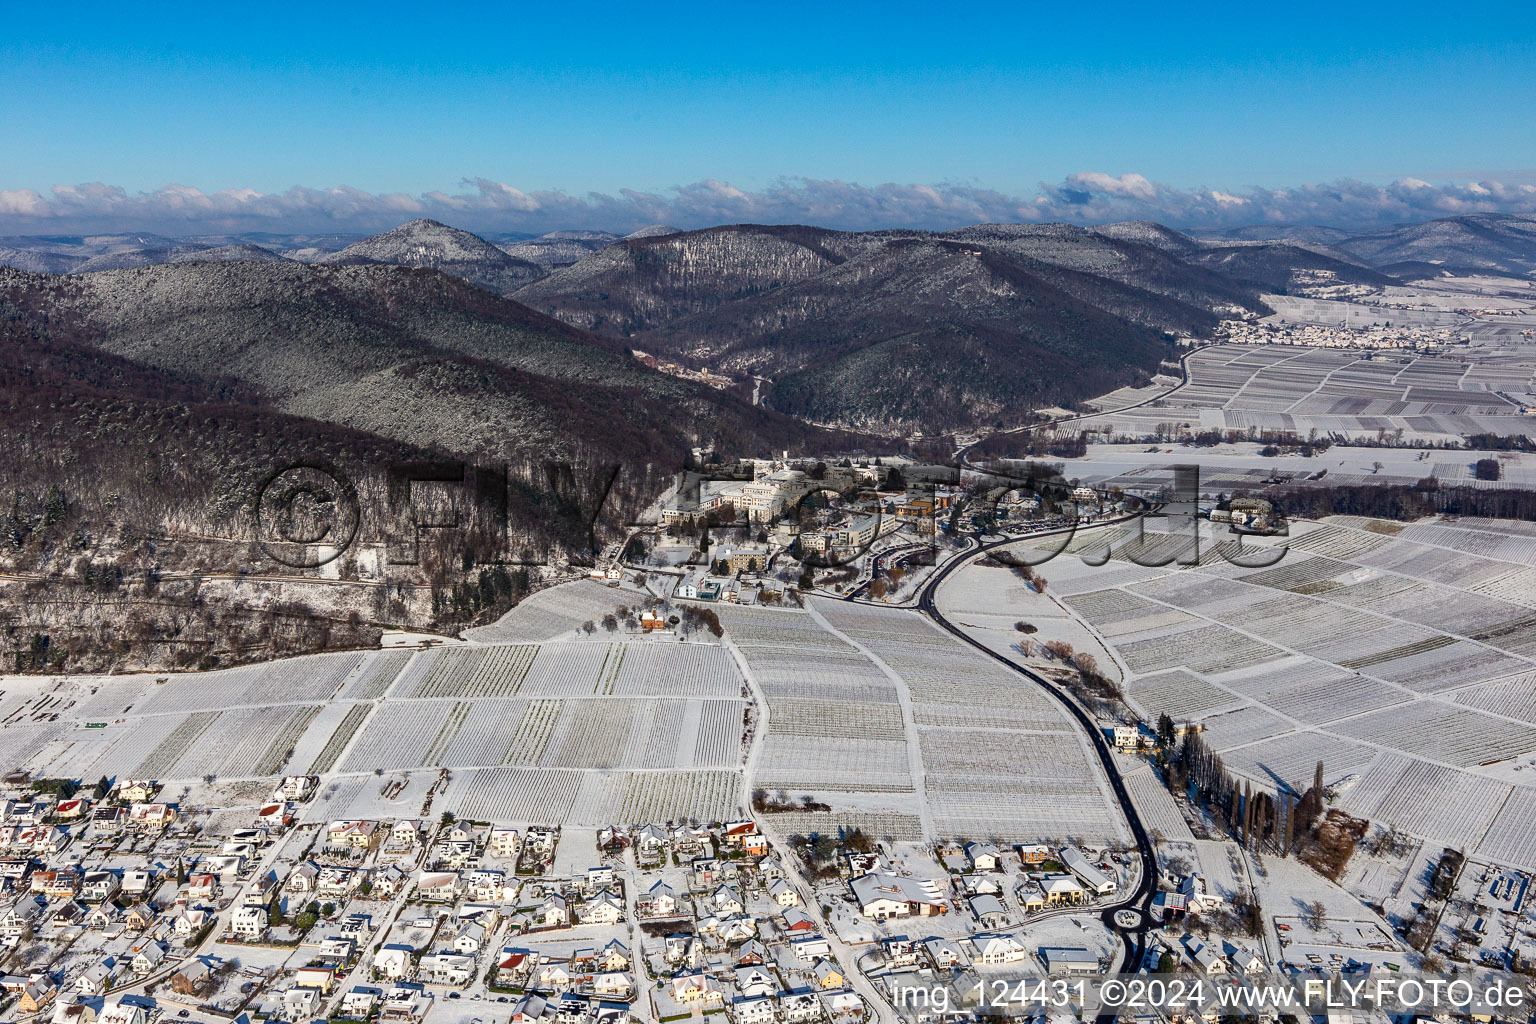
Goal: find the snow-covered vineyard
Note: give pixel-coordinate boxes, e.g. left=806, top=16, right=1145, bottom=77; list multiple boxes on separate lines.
left=0, top=583, right=755, bottom=832
left=1031, top=514, right=1536, bottom=869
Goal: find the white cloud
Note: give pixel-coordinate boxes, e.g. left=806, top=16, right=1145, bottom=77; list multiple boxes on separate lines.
left=2, top=173, right=1536, bottom=235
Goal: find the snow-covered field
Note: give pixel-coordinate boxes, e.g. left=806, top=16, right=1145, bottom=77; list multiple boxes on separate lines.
left=1023, top=514, right=1536, bottom=868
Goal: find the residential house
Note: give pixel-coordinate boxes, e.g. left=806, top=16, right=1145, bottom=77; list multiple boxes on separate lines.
left=965, top=842, right=1002, bottom=872
left=342, top=986, right=383, bottom=1017
left=974, top=934, right=1027, bottom=966
left=1016, top=843, right=1050, bottom=866
left=79, top=871, right=119, bottom=903
left=2, top=894, right=47, bottom=938
left=75, top=959, right=118, bottom=997
left=713, top=884, right=746, bottom=915
left=670, top=973, right=724, bottom=1007
left=127, top=803, right=175, bottom=830
left=390, top=819, right=423, bottom=850
left=581, top=890, right=624, bottom=925
left=19, top=979, right=56, bottom=1014
left=115, top=781, right=156, bottom=804
left=274, top=775, right=317, bottom=801
left=925, top=937, right=966, bottom=970
left=734, top=965, right=777, bottom=999
left=89, top=806, right=126, bottom=835
left=536, top=893, right=569, bottom=928
left=1182, top=936, right=1226, bottom=975
left=119, top=869, right=153, bottom=898
left=733, top=996, right=777, bottom=1024
left=812, top=960, right=844, bottom=990
left=416, top=871, right=459, bottom=902
left=420, top=951, right=475, bottom=987
left=123, top=903, right=156, bottom=931
left=373, top=945, right=414, bottom=980
left=1040, top=874, right=1087, bottom=904
left=285, top=986, right=323, bottom=1020
left=85, top=903, right=122, bottom=932
left=96, top=1003, right=147, bottom=1024
left=170, top=958, right=214, bottom=996
left=380, top=984, right=434, bottom=1022
left=789, top=936, right=831, bottom=961
left=173, top=906, right=212, bottom=939
left=489, top=826, right=520, bottom=858
left=591, top=972, right=632, bottom=999
left=638, top=880, right=678, bottom=918
left=231, top=904, right=268, bottom=937
left=782, top=992, right=821, bottom=1022
left=131, top=941, right=167, bottom=975
left=496, top=949, right=534, bottom=987
left=452, top=921, right=486, bottom=954
left=327, top=819, right=379, bottom=850
left=769, top=879, right=800, bottom=907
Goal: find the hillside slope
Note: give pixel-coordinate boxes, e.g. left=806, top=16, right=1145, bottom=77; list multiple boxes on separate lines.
left=516, top=224, right=1265, bottom=430
left=317, top=218, right=546, bottom=294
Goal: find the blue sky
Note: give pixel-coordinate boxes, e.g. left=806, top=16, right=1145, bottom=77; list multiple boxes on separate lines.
left=4, top=1, right=1536, bottom=232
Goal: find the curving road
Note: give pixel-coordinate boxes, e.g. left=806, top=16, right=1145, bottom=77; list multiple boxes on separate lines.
left=914, top=530, right=1159, bottom=1014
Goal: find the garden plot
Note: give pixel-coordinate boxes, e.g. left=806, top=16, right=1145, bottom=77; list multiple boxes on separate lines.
left=1123, top=768, right=1196, bottom=842
left=1286, top=524, right=1393, bottom=561
left=465, top=579, right=635, bottom=642
left=1329, top=703, right=1536, bottom=768
left=68, top=676, right=157, bottom=720
left=1474, top=788, right=1536, bottom=870
left=1469, top=615, right=1536, bottom=659
left=1359, top=639, right=1528, bottom=693
left=767, top=698, right=905, bottom=740
left=1466, top=566, right=1536, bottom=606
left=535, top=697, right=642, bottom=770
left=1124, top=669, right=1245, bottom=721
left=303, top=702, right=374, bottom=774
left=926, top=779, right=1129, bottom=844
left=335, top=650, right=413, bottom=700
left=1062, top=589, right=1197, bottom=638
left=164, top=705, right=322, bottom=779
left=0, top=722, right=66, bottom=777
left=339, top=700, right=460, bottom=772
left=1342, top=756, right=1512, bottom=850
left=574, top=770, right=743, bottom=825
left=918, top=729, right=1095, bottom=779
left=1454, top=672, right=1536, bottom=724
left=1217, top=731, right=1381, bottom=794
left=611, top=643, right=742, bottom=698
left=766, top=810, right=925, bottom=841
left=742, top=650, right=899, bottom=703
left=134, top=712, right=220, bottom=777
left=1198, top=706, right=1294, bottom=751
left=124, top=652, right=362, bottom=716
left=714, top=605, right=856, bottom=651
left=445, top=767, right=742, bottom=825
left=1116, top=623, right=1284, bottom=675
left=624, top=702, right=685, bottom=769
left=693, top=700, right=744, bottom=765
left=400, top=644, right=538, bottom=698
left=1247, top=670, right=1409, bottom=725
left=755, top=736, right=914, bottom=792
left=443, top=767, right=582, bottom=823
left=518, top=643, right=614, bottom=696
left=1130, top=572, right=1276, bottom=619
left=436, top=699, right=540, bottom=768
